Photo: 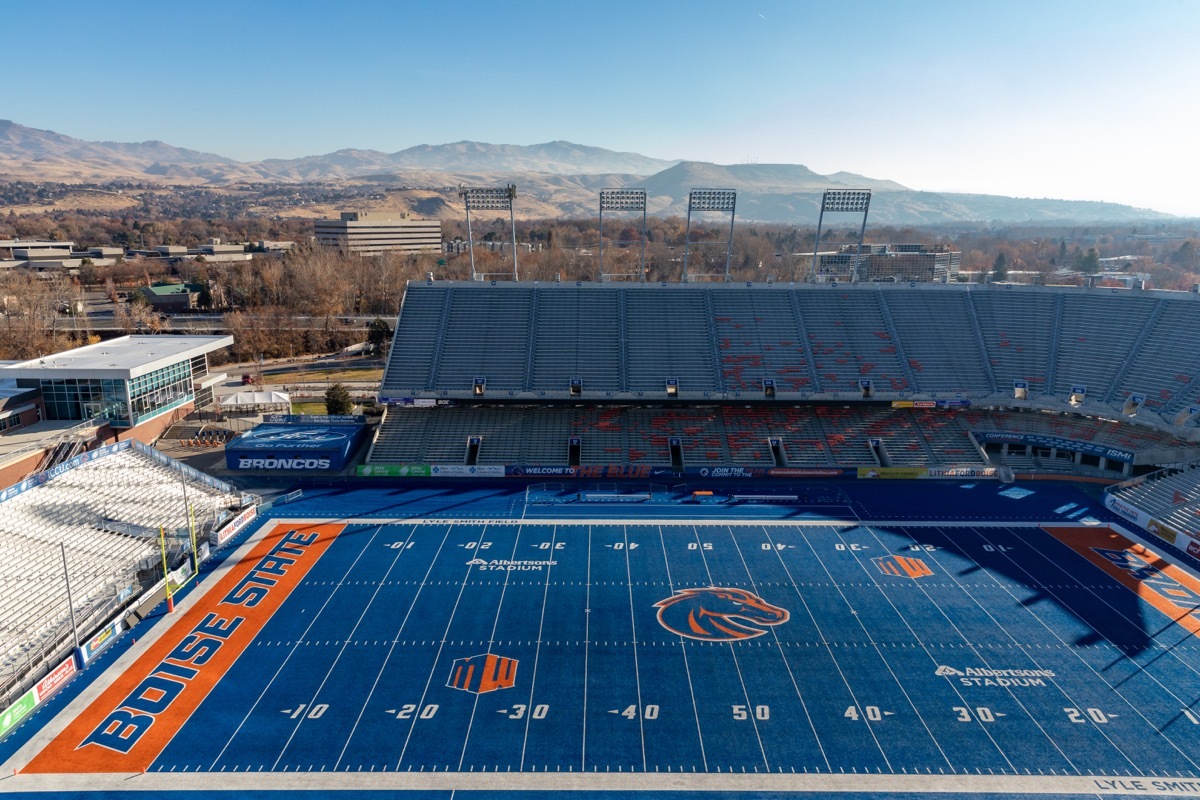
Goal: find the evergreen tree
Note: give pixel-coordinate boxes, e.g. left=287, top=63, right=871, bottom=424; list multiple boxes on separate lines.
left=367, top=317, right=393, bottom=355
left=992, top=252, right=1008, bottom=281
left=325, top=382, right=353, bottom=415
left=197, top=282, right=214, bottom=310
left=1080, top=247, right=1101, bottom=274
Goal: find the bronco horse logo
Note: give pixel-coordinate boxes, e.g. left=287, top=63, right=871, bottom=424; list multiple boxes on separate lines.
left=654, top=587, right=789, bottom=641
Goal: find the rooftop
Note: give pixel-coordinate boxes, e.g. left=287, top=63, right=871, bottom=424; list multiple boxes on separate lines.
left=143, top=283, right=204, bottom=296
left=0, top=335, right=233, bottom=380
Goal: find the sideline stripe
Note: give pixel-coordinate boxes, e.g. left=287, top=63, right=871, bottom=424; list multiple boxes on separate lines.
left=24, top=522, right=344, bottom=774
left=1043, top=525, right=1200, bottom=637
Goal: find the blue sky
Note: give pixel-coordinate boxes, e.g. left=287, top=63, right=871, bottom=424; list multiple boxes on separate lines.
left=7, top=0, right=1200, bottom=215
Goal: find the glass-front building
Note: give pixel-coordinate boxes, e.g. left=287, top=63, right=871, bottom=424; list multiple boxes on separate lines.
left=39, top=378, right=130, bottom=424
left=129, top=360, right=196, bottom=426
left=3, top=335, right=232, bottom=430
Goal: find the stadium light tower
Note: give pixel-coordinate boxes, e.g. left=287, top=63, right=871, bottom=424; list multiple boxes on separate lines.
left=598, top=189, right=647, bottom=282
left=682, top=189, right=737, bottom=282
left=808, top=189, right=871, bottom=283
left=461, top=185, right=519, bottom=281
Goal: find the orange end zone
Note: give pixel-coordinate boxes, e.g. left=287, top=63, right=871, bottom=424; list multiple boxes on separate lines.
left=1042, top=525, right=1200, bottom=638
left=24, top=521, right=344, bottom=774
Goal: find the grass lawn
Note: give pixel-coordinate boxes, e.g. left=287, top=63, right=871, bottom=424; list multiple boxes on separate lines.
left=262, top=367, right=383, bottom=384
left=290, top=401, right=329, bottom=415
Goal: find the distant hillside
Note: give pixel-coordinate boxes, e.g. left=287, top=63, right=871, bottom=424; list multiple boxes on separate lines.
left=730, top=190, right=1168, bottom=226
left=641, top=161, right=908, bottom=196
left=0, top=119, right=244, bottom=182
left=0, top=121, right=676, bottom=183
left=0, top=120, right=1175, bottom=223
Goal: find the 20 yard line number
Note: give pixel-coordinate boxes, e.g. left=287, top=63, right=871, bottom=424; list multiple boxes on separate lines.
left=389, top=704, right=439, bottom=720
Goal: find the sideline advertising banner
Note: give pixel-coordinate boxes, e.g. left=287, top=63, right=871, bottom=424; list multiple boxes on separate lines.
left=0, top=688, right=37, bottom=740
left=79, top=618, right=125, bottom=666
left=1175, top=531, right=1200, bottom=561
left=34, top=655, right=78, bottom=703
left=974, top=431, right=1134, bottom=463
left=211, top=505, right=257, bottom=548
left=359, top=463, right=862, bottom=480
left=859, top=466, right=998, bottom=480
left=358, top=464, right=431, bottom=477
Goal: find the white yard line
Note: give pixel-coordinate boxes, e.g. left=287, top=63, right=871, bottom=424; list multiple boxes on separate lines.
left=653, top=523, right=709, bottom=772
left=760, top=524, right=894, bottom=771
left=690, top=525, right=770, bottom=772
left=518, top=524, right=556, bottom=770
left=333, top=522, right=455, bottom=771
left=621, top=524, right=648, bottom=772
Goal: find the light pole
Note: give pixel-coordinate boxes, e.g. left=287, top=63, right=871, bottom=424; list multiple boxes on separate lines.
left=809, top=189, right=871, bottom=283
left=60, top=543, right=81, bottom=654
left=461, top=186, right=519, bottom=281
left=599, top=189, right=648, bottom=282
left=683, top=189, right=737, bottom=282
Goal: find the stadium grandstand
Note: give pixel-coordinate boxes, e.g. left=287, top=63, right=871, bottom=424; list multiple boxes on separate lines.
left=0, top=439, right=254, bottom=716
left=370, top=280, right=1200, bottom=480
left=0, top=333, right=258, bottom=725
left=0, top=441, right=250, bottom=713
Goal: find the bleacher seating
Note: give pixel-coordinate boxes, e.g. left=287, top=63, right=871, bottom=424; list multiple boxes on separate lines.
left=368, top=404, right=990, bottom=469
left=530, top=287, right=623, bottom=394
left=795, top=290, right=909, bottom=394
left=382, top=281, right=1200, bottom=415
left=1052, top=294, right=1157, bottom=398
left=383, top=284, right=448, bottom=392
left=0, top=446, right=241, bottom=687
left=709, top=290, right=814, bottom=394
left=371, top=281, right=1200, bottom=476
left=882, top=292, right=992, bottom=394
left=624, top=290, right=718, bottom=393
left=971, top=290, right=1057, bottom=396
left=1107, top=466, right=1200, bottom=537
left=435, top=288, right=533, bottom=393
left=1110, top=300, right=1200, bottom=412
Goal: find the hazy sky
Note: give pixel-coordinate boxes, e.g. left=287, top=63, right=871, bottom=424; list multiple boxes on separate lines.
left=8, top=0, right=1200, bottom=216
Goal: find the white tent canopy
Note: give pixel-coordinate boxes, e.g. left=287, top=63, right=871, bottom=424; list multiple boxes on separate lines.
left=219, top=390, right=291, bottom=410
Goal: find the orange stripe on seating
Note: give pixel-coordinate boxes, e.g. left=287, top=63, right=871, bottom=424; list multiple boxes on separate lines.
left=1042, top=525, right=1200, bottom=638
left=25, top=522, right=343, bottom=774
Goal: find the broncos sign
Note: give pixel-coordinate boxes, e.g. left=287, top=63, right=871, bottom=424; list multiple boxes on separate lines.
left=655, top=587, right=789, bottom=641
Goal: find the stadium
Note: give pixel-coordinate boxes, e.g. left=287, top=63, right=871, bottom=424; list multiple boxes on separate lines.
left=2, top=196, right=1200, bottom=800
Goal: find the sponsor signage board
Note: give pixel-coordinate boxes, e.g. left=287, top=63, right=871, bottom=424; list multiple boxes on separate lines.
left=79, top=618, right=125, bottom=666
left=0, top=688, right=37, bottom=739
left=230, top=426, right=351, bottom=451
left=974, top=431, right=1134, bottom=463
left=362, top=463, right=860, bottom=480
left=1178, top=531, right=1200, bottom=560
left=357, top=464, right=432, bottom=477
left=859, top=466, right=997, bottom=480
left=1105, top=493, right=1147, bottom=526
left=430, top=465, right=505, bottom=477
left=227, top=422, right=368, bottom=471
left=34, top=656, right=78, bottom=703
left=235, top=457, right=332, bottom=470
left=262, top=414, right=365, bottom=425
left=211, top=505, right=257, bottom=548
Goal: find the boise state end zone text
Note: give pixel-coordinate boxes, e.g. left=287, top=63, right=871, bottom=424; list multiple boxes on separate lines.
left=79, top=528, right=324, bottom=757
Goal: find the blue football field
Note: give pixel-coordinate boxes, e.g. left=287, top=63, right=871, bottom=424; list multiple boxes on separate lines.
left=6, top=480, right=1200, bottom=800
